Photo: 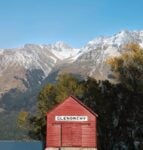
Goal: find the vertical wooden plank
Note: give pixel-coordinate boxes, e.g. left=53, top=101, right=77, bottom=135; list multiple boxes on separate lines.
left=47, top=124, right=61, bottom=147
left=82, top=124, right=96, bottom=147
left=62, top=124, right=72, bottom=147
left=72, top=124, right=82, bottom=146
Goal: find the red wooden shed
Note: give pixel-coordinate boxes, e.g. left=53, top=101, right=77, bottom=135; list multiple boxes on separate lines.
left=45, top=96, right=98, bottom=150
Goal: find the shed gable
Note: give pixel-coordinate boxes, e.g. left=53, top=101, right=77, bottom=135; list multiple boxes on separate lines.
left=47, top=96, right=97, bottom=117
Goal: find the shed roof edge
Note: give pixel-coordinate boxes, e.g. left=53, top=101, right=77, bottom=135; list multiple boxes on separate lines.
left=46, top=95, right=98, bottom=117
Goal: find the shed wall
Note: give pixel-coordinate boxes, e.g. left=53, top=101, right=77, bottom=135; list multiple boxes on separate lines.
left=46, top=97, right=97, bottom=148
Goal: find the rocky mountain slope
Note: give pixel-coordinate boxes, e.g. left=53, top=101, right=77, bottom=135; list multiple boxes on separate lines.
left=0, top=42, right=80, bottom=95
left=0, top=30, right=143, bottom=113
left=52, top=30, right=143, bottom=80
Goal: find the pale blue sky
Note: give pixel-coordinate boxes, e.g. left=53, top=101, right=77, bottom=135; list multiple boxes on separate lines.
left=0, top=0, right=143, bottom=48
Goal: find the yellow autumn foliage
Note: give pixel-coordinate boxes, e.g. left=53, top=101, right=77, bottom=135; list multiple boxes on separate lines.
left=107, top=43, right=143, bottom=91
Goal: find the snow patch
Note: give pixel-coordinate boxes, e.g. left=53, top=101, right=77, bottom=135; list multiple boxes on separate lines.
left=52, top=48, right=81, bottom=60
left=49, top=56, right=57, bottom=63
left=104, top=46, right=121, bottom=57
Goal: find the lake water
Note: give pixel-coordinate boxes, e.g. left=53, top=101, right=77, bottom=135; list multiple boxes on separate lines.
left=0, top=141, right=42, bottom=150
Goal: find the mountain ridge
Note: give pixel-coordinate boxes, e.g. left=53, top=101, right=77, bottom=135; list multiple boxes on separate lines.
left=0, top=30, right=143, bottom=104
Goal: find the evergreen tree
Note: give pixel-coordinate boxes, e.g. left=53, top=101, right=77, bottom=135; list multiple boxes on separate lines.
left=107, top=43, right=143, bottom=149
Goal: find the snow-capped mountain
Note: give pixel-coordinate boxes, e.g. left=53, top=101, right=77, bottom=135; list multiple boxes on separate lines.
left=0, top=41, right=81, bottom=94
left=0, top=30, right=143, bottom=97
left=0, top=41, right=80, bottom=75
left=85, top=30, right=143, bottom=49
left=58, top=30, right=143, bottom=80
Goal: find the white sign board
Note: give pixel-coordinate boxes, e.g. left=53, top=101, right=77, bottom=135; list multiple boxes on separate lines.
left=55, top=116, right=88, bottom=122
